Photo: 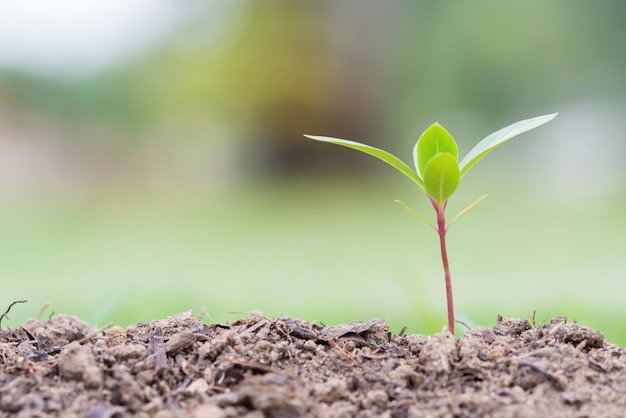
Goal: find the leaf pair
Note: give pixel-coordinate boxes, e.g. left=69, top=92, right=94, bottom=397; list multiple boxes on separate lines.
left=304, top=113, right=557, bottom=206
left=416, top=123, right=459, bottom=205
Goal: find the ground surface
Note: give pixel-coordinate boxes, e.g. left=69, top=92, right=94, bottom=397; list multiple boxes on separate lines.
left=0, top=311, right=624, bottom=417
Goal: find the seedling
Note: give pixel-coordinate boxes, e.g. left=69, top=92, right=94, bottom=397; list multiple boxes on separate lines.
left=304, top=113, right=557, bottom=336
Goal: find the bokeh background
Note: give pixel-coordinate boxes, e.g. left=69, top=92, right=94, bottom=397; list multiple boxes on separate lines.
left=1, top=1, right=625, bottom=344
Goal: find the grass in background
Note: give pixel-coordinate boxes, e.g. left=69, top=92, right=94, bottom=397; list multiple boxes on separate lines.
left=0, top=175, right=624, bottom=345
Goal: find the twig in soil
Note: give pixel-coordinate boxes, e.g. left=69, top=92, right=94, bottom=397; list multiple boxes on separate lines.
left=273, top=320, right=295, bottom=344
left=328, top=339, right=390, bottom=383
left=398, top=326, right=407, bottom=337
left=171, top=373, right=197, bottom=396
left=329, top=339, right=362, bottom=368
left=288, top=325, right=316, bottom=341
left=228, top=310, right=270, bottom=321
left=165, top=331, right=198, bottom=356
left=526, top=321, right=550, bottom=352
left=575, top=339, right=587, bottom=353
left=37, top=301, right=51, bottom=320
left=75, top=322, right=114, bottom=345
left=381, top=358, right=396, bottom=374
left=242, top=318, right=272, bottom=337
left=455, top=319, right=472, bottom=331
left=20, top=325, right=36, bottom=341
left=587, top=361, right=607, bottom=374
left=417, top=372, right=437, bottom=391
left=0, top=299, right=28, bottom=328
left=149, top=327, right=168, bottom=376
left=229, top=359, right=284, bottom=375
left=518, top=360, right=564, bottom=391
left=196, top=307, right=214, bottom=323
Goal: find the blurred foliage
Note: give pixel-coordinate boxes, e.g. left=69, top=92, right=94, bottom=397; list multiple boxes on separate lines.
left=3, top=1, right=625, bottom=165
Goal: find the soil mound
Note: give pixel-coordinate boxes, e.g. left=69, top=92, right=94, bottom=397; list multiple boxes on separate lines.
left=0, top=311, right=624, bottom=417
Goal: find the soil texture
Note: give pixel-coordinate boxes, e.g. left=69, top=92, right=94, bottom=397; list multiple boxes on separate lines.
left=0, top=311, right=624, bottom=417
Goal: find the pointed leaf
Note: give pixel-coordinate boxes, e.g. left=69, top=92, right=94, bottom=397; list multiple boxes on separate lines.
left=459, top=113, right=557, bottom=177
left=395, top=200, right=437, bottom=231
left=448, top=194, right=488, bottom=228
left=423, top=152, right=460, bottom=204
left=416, top=123, right=458, bottom=179
left=303, top=134, right=424, bottom=189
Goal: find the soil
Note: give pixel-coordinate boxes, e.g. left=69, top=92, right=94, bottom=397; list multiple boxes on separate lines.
left=0, top=311, right=624, bottom=418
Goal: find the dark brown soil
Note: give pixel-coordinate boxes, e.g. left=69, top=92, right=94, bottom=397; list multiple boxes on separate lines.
left=0, top=311, right=624, bottom=417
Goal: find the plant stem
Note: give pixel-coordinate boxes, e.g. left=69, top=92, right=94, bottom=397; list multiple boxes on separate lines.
left=430, top=196, right=455, bottom=336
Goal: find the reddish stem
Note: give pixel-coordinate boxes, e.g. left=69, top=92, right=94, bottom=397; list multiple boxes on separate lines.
left=429, top=196, right=455, bottom=336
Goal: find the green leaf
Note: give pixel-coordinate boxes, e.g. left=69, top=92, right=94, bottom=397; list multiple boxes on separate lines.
left=448, top=194, right=488, bottom=228
left=395, top=200, right=436, bottom=231
left=423, top=152, right=460, bottom=204
left=459, top=113, right=557, bottom=177
left=303, top=134, right=424, bottom=189
left=416, top=123, right=458, bottom=179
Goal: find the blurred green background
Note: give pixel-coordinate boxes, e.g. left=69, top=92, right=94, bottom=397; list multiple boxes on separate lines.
left=1, top=1, right=625, bottom=344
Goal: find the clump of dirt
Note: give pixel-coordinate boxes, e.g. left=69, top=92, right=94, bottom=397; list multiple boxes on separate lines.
left=0, top=311, right=624, bottom=417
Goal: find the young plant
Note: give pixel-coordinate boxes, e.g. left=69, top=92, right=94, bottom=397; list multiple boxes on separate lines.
left=304, top=113, right=557, bottom=336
